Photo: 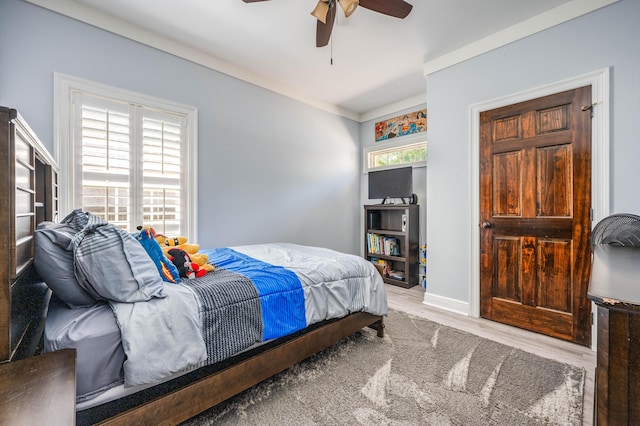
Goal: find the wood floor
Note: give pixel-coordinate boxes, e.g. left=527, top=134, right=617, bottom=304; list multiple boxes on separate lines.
left=385, top=284, right=596, bottom=425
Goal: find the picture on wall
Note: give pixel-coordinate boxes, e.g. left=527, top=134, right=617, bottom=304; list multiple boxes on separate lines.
left=375, top=109, right=427, bottom=142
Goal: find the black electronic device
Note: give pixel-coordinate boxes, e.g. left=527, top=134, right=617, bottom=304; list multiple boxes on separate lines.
left=368, top=166, right=413, bottom=203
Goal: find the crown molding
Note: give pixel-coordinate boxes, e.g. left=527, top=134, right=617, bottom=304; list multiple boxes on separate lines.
left=22, top=0, right=361, bottom=121
left=423, top=0, right=619, bottom=77
left=360, top=94, right=426, bottom=122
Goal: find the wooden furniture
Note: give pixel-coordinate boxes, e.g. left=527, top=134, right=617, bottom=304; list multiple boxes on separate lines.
left=588, top=244, right=640, bottom=425
left=0, top=348, right=76, bottom=425
left=0, top=107, right=64, bottom=425
left=0, top=106, right=385, bottom=425
left=364, top=204, right=419, bottom=288
left=0, top=107, right=58, bottom=363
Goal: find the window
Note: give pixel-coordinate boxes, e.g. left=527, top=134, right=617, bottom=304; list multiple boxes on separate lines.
left=364, top=140, right=427, bottom=172
left=55, top=74, right=197, bottom=240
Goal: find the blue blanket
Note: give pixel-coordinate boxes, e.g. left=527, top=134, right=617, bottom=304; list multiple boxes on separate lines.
left=206, top=248, right=306, bottom=340
left=178, top=248, right=308, bottom=365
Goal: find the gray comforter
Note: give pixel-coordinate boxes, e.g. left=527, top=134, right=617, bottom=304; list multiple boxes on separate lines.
left=110, top=243, right=387, bottom=388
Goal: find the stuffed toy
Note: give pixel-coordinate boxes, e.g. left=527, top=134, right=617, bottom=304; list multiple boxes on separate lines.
left=167, top=248, right=207, bottom=279
left=135, top=227, right=181, bottom=283
left=165, top=242, right=200, bottom=255
left=157, top=234, right=214, bottom=273
left=183, top=252, right=213, bottom=272
left=162, top=245, right=213, bottom=272
left=155, top=234, right=188, bottom=247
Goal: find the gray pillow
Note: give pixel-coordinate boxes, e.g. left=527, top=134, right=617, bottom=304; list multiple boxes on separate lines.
left=70, top=215, right=166, bottom=303
left=60, top=208, right=90, bottom=232
left=34, top=222, right=97, bottom=308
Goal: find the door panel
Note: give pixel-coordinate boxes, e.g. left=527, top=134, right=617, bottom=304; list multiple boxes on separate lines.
left=493, top=152, right=522, bottom=216
left=480, top=86, right=592, bottom=345
left=537, top=145, right=571, bottom=217
left=493, top=236, right=521, bottom=301
left=537, top=238, right=572, bottom=311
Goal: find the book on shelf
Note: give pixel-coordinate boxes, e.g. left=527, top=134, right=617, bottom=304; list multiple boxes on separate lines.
left=366, top=233, right=400, bottom=256
left=387, top=270, right=405, bottom=281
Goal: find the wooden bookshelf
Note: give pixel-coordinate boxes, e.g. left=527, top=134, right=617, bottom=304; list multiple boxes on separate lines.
left=364, top=204, right=419, bottom=288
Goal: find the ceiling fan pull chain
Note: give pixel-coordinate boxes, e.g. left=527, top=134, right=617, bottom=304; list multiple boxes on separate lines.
left=330, top=7, right=337, bottom=65
left=330, top=37, right=333, bottom=65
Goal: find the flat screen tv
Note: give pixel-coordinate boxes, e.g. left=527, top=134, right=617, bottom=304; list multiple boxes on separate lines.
left=368, top=166, right=413, bottom=203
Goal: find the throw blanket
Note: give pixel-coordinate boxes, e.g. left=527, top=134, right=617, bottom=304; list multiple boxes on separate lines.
left=181, top=248, right=307, bottom=364
left=111, top=243, right=387, bottom=388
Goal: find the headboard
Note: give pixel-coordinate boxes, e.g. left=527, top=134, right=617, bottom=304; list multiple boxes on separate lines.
left=0, top=107, right=59, bottom=362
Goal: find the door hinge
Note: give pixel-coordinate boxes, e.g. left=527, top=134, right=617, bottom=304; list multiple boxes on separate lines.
left=591, top=312, right=594, bottom=325
left=581, top=102, right=597, bottom=118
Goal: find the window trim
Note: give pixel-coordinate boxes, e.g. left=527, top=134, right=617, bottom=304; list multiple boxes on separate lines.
left=363, top=136, right=427, bottom=174
left=54, top=73, right=198, bottom=240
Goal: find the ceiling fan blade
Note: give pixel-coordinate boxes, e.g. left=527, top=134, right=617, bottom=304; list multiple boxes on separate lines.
left=359, top=0, right=413, bottom=18
left=316, top=1, right=337, bottom=47
left=242, top=0, right=270, bottom=3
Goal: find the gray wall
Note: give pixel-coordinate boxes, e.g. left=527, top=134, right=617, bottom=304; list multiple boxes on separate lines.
left=425, top=0, right=640, bottom=305
left=0, top=0, right=362, bottom=254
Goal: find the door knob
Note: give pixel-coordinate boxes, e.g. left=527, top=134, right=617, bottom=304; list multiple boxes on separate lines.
left=482, top=222, right=492, bottom=229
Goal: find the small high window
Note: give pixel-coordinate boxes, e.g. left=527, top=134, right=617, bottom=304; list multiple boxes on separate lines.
left=364, top=141, right=427, bottom=172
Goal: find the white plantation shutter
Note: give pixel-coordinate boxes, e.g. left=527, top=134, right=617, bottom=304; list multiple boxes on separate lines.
left=141, top=114, right=183, bottom=236
left=71, top=91, right=189, bottom=236
left=80, top=101, right=132, bottom=228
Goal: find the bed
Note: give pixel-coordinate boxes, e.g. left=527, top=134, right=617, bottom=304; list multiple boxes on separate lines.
left=0, top=106, right=387, bottom=425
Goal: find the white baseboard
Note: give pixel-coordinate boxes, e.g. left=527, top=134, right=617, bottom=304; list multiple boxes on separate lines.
left=423, top=292, right=470, bottom=316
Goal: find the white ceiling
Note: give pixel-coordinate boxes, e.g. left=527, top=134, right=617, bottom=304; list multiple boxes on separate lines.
left=28, top=0, right=612, bottom=120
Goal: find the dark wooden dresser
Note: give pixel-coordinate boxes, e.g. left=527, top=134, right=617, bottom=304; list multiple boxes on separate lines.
left=0, top=348, right=76, bottom=424
left=588, top=244, right=640, bottom=425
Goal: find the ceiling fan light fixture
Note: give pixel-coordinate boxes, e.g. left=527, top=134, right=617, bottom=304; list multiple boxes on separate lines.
left=339, top=0, right=358, bottom=17
left=311, top=0, right=330, bottom=24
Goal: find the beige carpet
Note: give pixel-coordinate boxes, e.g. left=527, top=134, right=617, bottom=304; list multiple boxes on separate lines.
left=182, top=309, right=585, bottom=425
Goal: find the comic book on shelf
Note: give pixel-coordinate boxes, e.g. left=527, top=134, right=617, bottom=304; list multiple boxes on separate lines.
left=366, top=233, right=400, bottom=256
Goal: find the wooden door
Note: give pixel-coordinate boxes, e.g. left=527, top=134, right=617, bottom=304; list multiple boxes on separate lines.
left=479, top=86, right=592, bottom=346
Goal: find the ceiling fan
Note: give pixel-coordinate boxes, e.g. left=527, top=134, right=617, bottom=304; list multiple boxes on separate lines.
left=242, top=0, right=413, bottom=47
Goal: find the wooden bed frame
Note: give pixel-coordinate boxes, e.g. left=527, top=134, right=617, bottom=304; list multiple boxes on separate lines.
left=0, top=106, right=385, bottom=425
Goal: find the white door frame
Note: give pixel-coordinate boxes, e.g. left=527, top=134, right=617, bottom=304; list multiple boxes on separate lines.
left=469, top=68, right=610, bottom=348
